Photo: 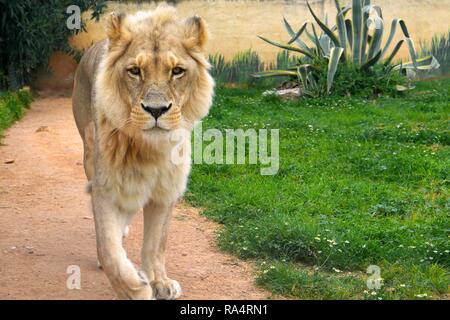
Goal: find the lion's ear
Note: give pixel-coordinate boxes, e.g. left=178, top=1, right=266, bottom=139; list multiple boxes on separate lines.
left=105, top=12, right=128, bottom=42
left=183, top=15, right=208, bottom=51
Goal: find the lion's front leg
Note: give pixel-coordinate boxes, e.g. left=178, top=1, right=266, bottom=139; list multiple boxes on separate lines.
left=92, top=190, right=153, bottom=300
left=142, top=201, right=181, bottom=300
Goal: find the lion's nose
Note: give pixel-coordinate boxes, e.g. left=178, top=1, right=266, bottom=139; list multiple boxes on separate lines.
left=141, top=103, right=172, bottom=120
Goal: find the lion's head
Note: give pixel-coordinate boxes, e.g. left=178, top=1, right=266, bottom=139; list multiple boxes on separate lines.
left=95, top=6, right=214, bottom=142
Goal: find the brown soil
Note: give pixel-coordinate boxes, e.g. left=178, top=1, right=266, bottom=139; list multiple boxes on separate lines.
left=0, top=97, right=270, bottom=300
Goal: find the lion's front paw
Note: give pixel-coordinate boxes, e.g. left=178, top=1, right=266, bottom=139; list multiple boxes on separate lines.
left=151, top=279, right=181, bottom=300
left=111, top=269, right=153, bottom=300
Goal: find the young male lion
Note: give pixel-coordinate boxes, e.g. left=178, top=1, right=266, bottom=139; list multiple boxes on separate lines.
left=72, top=6, right=214, bottom=299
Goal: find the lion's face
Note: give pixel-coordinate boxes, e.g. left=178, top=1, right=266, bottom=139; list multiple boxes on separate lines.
left=96, top=7, right=214, bottom=140
left=121, top=33, right=199, bottom=132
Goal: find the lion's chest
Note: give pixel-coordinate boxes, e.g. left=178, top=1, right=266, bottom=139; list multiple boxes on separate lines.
left=109, top=159, right=190, bottom=212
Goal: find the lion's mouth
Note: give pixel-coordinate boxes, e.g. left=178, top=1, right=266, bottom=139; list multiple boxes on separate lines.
left=143, top=126, right=169, bottom=133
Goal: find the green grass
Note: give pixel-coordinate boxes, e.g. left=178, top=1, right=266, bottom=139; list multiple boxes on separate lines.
left=186, top=78, right=450, bottom=300
left=0, top=89, right=33, bottom=138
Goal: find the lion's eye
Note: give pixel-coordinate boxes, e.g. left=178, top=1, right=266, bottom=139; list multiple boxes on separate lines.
left=127, top=67, right=141, bottom=76
left=172, top=67, right=185, bottom=77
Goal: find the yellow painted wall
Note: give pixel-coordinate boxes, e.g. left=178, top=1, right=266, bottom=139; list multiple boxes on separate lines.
left=36, top=0, right=450, bottom=94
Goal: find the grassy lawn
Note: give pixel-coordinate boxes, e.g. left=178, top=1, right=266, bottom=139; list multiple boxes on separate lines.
left=186, top=78, right=450, bottom=300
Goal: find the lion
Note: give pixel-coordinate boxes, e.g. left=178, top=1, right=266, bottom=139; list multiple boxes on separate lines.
left=71, top=6, right=214, bottom=300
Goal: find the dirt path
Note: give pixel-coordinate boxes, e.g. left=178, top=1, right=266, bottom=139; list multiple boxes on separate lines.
left=0, top=98, right=270, bottom=300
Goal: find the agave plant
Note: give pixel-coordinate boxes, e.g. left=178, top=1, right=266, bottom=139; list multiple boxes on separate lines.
left=254, top=0, right=440, bottom=96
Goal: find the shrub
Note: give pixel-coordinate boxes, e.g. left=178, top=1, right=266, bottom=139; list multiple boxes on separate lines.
left=0, top=1, right=107, bottom=91
left=329, top=61, right=407, bottom=97
left=209, top=49, right=264, bottom=85
left=254, top=0, right=440, bottom=97
left=420, top=30, right=450, bottom=76
left=0, top=88, right=33, bottom=134
left=209, top=49, right=298, bottom=87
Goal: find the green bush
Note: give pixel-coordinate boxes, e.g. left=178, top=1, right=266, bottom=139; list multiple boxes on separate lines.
left=0, top=89, right=33, bottom=135
left=0, top=1, right=107, bottom=91
left=209, top=49, right=297, bottom=87
left=332, top=62, right=407, bottom=97
left=209, top=49, right=263, bottom=85
left=420, top=30, right=450, bottom=76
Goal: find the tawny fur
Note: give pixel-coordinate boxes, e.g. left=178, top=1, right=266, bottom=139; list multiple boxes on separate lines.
left=72, top=6, right=214, bottom=300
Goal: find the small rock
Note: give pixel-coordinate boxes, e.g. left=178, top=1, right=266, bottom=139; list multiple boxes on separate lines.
left=83, top=216, right=93, bottom=220
left=4, top=159, right=14, bottom=164
left=263, top=88, right=302, bottom=99
left=10, top=246, right=17, bottom=250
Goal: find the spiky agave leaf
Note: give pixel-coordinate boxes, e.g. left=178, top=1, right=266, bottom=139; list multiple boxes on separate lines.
left=360, top=0, right=371, bottom=63
left=366, top=11, right=384, bottom=61
left=399, top=20, right=419, bottom=68
left=380, top=18, right=400, bottom=60
left=252, top=70, right=298, bottom=78
left=287, top=21, right=308, bottom=45
left=297, top=65, right=322, bottom=97
left=258, top=35, right=315, bottom=59
left=311, top=24, right=325, bottom=57
left=360, top=2, right=383, bottom=63
left=345, top=19, right=353, bottom=49
left=297, top=65, right=311, bottom=89
left=334, top=0, right=349, bottom=56
left=283, top=18, right=313, bottom=55
left=383, top=39, right=404, bottom=66
left=396, top=83, right=416, bottom=91
left=306, top=0, right=341, bottom=48
left=352, top=0, right=364, bottom=65
left=393, top=55, right=440, bottom=71
left=320, top=34, right=332, bottom=57
left=327, top=47, right=344, bottom=93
